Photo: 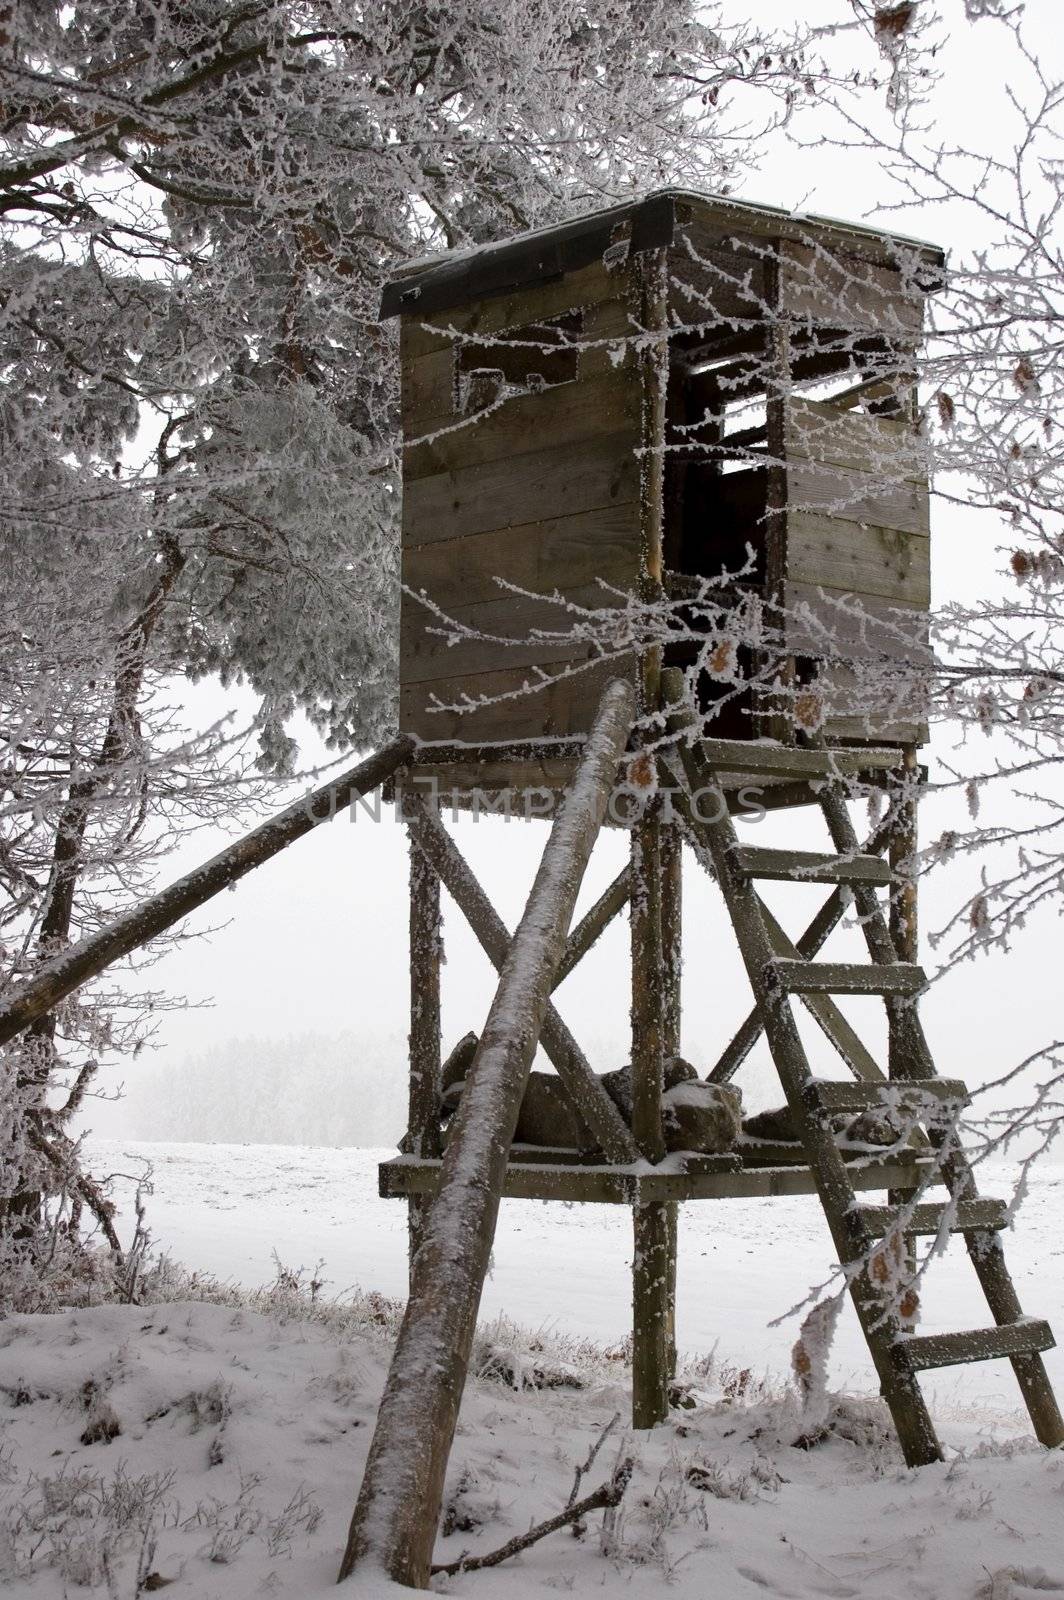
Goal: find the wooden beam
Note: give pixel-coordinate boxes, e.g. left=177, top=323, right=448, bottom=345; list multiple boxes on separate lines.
left=889, top=744, right=920, bottom=1076
left=661, top=823, right=683, bottom=1058
left=0, top=737, right=413, bottom=1050
left=630, top=248, right=671, bottom=1433
left=660, top=818, right=683, bottom=1385
left=706, top=812, right=894, bottom=1085
left=339, top=678, right=634, bottom=1589
left=378, top=1152, right=940, bottom=1206
left=408, top=801, right=637, bottom=1165
left=406, top=809, right=443, bottom=1279
left=631, top=802, right=669, bottom=1428
left=551, top=865, right=631, bottom=991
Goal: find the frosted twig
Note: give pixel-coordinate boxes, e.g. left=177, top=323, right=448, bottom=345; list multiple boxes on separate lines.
left=431, top=1456, right=634, bottom=1577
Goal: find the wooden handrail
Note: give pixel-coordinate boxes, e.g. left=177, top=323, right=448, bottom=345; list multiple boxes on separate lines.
left=0, top=736, right=413, bottom=1049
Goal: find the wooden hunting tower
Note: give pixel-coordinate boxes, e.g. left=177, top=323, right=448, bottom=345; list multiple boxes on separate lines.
left=6, top=193, right=1059, bottom=1589
left=385, top=188, right=939, bottom=802
left=344, top=193, right=1063, bottom=1588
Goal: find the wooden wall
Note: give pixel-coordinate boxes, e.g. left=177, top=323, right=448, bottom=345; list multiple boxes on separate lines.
left=395, top=196, right=935, bottom=763
left=782, top=391, right=930, bottom=746
left=399, top=257, right=644, bottom=753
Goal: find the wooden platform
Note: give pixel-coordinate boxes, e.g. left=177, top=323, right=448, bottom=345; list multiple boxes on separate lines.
left=379, top=1148, right=940, bottom=1206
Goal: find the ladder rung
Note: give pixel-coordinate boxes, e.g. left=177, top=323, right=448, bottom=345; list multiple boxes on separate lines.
left=775, top=959, right=926, bottom=996
left=895, top=1320, right=1055, bottom=1373
left=858, top=1199, right=1006, bottom=1236
left=735, top=847, right=892, bottom=886
left=814, top=1078, right=969, bottom=1113
left=698, top=738, right=903, bottom=780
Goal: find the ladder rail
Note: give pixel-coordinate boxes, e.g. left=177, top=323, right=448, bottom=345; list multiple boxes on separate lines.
left=706, top=812, right=896, bottom=1085
left=661, top=684, right=944, bottom=1465
left=814, top=776, right=1064, bottom=1449
left=664, top=681, right=1063, bottom=1460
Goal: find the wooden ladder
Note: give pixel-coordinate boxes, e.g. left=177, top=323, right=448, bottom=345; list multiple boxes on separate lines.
left=662, top=688, right=1064, bottom=1466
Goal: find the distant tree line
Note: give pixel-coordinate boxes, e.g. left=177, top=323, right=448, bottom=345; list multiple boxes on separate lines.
left=111, top=1031, right=408, bottom=1149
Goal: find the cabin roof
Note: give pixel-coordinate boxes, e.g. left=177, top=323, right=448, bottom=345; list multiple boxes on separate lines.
left=380, top=188, right=945, bottom=321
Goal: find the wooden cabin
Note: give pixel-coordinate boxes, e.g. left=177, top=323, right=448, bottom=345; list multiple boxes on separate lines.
left=381, top=190, right=943, bottom=801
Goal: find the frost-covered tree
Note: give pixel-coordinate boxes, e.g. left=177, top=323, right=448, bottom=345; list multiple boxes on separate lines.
left=1, top=0, right=822, bottom=761
left=1, top=2, right=836, bottom=1288
left=782, top=2, right=1064, bottom=1161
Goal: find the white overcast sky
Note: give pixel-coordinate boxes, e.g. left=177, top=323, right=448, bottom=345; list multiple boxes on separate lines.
left=88, top=0, right=1064, bottom=1149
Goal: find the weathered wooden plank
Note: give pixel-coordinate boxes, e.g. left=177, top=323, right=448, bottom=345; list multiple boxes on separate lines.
left=782, top=582, right=931, bottom=663
left=395, top=757, right=581, bottom=807
left=378, top=1152, right=938, bottom=1205
left=820, top=710, right=925, bottom=747
left=403, top=368, right=636, bottom=481
left=642, top=1154, right=937, bottom=1202
left=737, top=846, right=892, bottom=885
left=780, top=241, right=925, bottom=336
left=787, top=512, right=930, bottom=607
left=787, top=462, right=929, bottom=537
left=671, top=195, right=942, bottom=274
left=785, top=396, right=925, bottom=482
left=402, top=504, right=640, bottom=615
left=668, top=221, right=769, bottom=331
left=400, top=657, right=637, bottom=745
left=810, top=659, right=929, bottom=748
left=401, top=586, right=614, bottom=686
left=813, top=1077, right=968, bottom=1111
left=858, top=1199, right=1007, bottom=1236
left=403, top=429, right=642, bottom=548
left=896, top=1321, right=1055, bottom=1373
left=698, top=737, right=902, bottom=779
left=399, top=256, right=629, bottom=360
left=400, top=339, right=454, bottom=435
left=380, top=1156, right=637, bottom=1204
left=776, top=959, right=926, bottom=996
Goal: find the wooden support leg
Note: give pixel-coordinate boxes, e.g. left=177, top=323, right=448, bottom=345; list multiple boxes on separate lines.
left=887, top=746, right=921, bottom=1312
left=889, top=745, right=920, bottom=1075
left=407, top=813, right=442, bottom=1286
left=631, top=804, right=669, bottom=1428
left=338, top=681, right=633, bottom=1589
left=661, top=819, right=683, bottom=1384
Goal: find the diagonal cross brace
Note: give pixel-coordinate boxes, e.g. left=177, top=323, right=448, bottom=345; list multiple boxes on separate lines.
left=706, top=812, right=894, bottom=1085
left=408, top=800, right=638, bottom=1166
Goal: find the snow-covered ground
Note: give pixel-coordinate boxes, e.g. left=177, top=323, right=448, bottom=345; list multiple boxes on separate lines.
left=3, top=1139, right=1063, bottom=1599
left=87, top=1139, right=1064, bottom=1407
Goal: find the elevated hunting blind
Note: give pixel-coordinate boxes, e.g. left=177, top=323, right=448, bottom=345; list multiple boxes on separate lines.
left=386, top=188, right=939, bottom=806
left=5, top=193, right=1059, bottom=1589
left=344, top=195, right=1063, bottom=1586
